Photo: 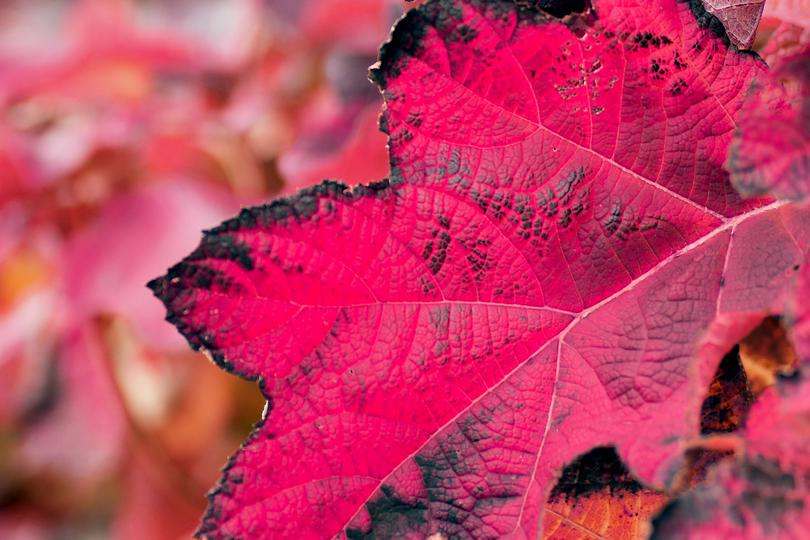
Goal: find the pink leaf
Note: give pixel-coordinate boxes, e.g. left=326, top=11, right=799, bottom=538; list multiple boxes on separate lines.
left=151, top=0, right=810, bottom=537
left=279, top=100, right=390, bottom=194
left=64, top=179, right=241, bottom=350
left=728, top=45, right=810, bottom=201
left=763, top=0, right=810, bottom=28
left=20, top=325, right=126, bottom=480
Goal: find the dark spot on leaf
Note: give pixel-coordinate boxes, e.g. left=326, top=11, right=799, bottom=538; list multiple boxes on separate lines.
left=430, top=231, right=452, bottom=274
left=629, top=31, right=673, bottom=51
left=669, top=77, right=687, bottom=96
left=346, top=485, right=429, bottom=540
left=190, top=234, right=255, bottom=272
left=453, top=24, right=478, bottom=43
left=549, top=446, right=645, bottom=501
left=700, top=346, right=752, bottom=434
left=422, top=239, right=434, bottom=260
left=521, top=0, right=588, bottom=18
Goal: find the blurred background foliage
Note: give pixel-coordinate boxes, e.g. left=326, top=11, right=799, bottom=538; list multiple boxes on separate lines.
left=0, top=0, right=414, bottom=538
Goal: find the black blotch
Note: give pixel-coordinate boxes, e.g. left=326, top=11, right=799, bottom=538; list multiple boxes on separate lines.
left=422, top=239, right=434, bottom=260
left=405, top=111, right=422, bottom=128
left=604, top=203, right=622, bottom=233
left=650, top=58, right=670, bottom=81
left=673, top=50, right=688, bottom=70
left=413, top=440, right=520, bottom=535
left=189, top=234, right=255, bottom=272
left=430, top=231, right=452, bottom=274
left=699, top=346, right=752, bottom=434
left=629, top=31, right=673, bottom=51
left=549, top=446, right=645, bottom=502
left=453, top=24, right=478, bottom=43
left=669, top=77, right=687, bottom=96
left=212, top=180, right=392, bottom=231
left=466, top=238, right=493, bottom=283
left=509, top=0, right=588, bottom=18
left=346, top=485, right=429, bottom=540
left=370, top=9, right=427, bottom=87
left=371, top=0, right=466, bottom=87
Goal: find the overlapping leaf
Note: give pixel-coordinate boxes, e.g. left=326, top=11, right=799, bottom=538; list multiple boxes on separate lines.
left=699, top=0, right=765, bottom=49
left=652, top=374, right=810, bottom=538
left=729, top=45, right=810, bottom=201
left=151, top=0, right=810, bottom=537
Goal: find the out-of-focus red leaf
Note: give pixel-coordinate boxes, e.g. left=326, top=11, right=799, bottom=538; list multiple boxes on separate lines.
left=754, top=0, right=810, bottom=66
left=729, top=45, right=810, bottom=201
left=110, top=450, right=200, bottom=540
left=279, top=99, right=388, bottom=193
left=699, top=0, right=765, bottom=49
left=0, top=290, right=55, bottom=427
left=763, top=0, right=810, bottom=28
left=0, top=128, right=39, bottom=206
left=652, top=374, right=810, bottom=538
left=0, top=511, right=49, bottom=540
left=20, top=325, right=125, bottom=480
left=151, top=0, right=810, bottom=537
left=268, top=0, right=405, bottom=52
left=63, top=179, right=241, bottom=350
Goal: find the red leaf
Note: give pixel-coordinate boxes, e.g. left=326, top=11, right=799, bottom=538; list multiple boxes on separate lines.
left=652, top=375, right=810, bottom=538
left=728, top=45, right=810, bottom=201
left=64, top=179, right=241, bottom=350
left=763, top=0, right=810, bottom=29
left=20, top=325, right=126, bottom=480
left=279, top=101, right=390, bottom=194
left=151, top=0, right=810, bottom=537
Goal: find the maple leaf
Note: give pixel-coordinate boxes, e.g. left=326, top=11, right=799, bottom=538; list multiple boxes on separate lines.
left=150, top=0, right=810, bottom=537
left=697, top=0, right=765, bottom=49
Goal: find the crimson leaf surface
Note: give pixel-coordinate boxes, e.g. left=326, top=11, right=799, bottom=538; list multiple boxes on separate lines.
left=150, top=0, right=810, bottom=537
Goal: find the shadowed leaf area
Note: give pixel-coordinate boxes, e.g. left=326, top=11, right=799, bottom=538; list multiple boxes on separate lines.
left=543, top=448, right=667, bottom=539
left=700, top=346, right=753, bottom=434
